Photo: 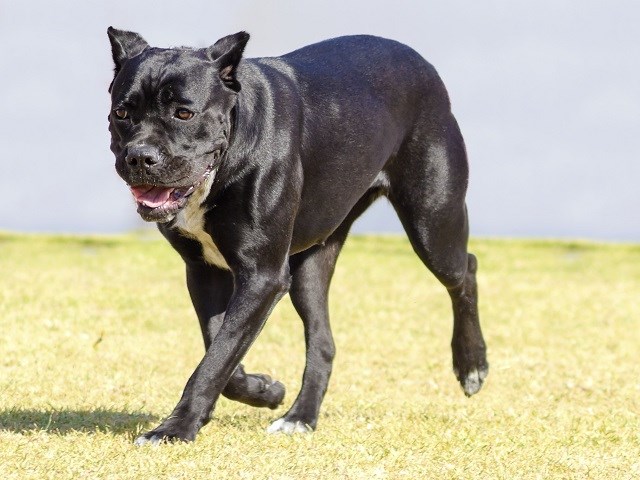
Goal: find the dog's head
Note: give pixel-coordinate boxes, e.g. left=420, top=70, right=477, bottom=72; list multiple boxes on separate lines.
left=107, top=27, right=249, bottom=222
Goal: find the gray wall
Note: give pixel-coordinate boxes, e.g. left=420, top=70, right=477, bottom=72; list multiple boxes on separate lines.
left=1, top=0, right=638, bottom=240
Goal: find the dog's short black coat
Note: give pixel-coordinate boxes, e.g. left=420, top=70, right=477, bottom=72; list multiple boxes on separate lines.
left=107, top=27, right=488, bottom=444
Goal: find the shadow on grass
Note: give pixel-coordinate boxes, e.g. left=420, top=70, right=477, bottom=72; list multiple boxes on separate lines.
left=0, top=408, right=157, bottom=435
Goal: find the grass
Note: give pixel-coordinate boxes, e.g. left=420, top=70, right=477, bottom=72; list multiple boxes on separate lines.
left=0, top=232, right=639, bottom=479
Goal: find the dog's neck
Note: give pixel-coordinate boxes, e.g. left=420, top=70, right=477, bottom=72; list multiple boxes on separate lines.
left=171, top=169, right=229, bottom=269
left=228, top=104, right=237, bottom=150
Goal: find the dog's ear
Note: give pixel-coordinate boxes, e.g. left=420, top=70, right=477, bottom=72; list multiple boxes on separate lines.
left=206, top=32, right=250, bottom=92
left=107, top=27, right=149, bottom=75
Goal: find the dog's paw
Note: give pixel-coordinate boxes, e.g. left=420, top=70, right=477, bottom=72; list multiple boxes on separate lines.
left=133, top=422, right=197, bottom=446
left=257, top=377, right=286, bottom=410
left=134, top=433, right=165, bottom=446
left=224, top=373, right=286, bottom=410
left=266, top=417, right=313, bottom=434
left=454, top=364, right=489, bottom=397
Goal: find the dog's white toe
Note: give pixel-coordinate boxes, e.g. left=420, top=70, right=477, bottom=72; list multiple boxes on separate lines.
left=267, top=418, right=312, bottom=434
left=461, top=367, right=488, bottom=397
left=134, top=435, right=162, bottom=446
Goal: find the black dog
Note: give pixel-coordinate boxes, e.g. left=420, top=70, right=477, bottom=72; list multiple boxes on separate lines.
left=107, top=27, right=488, bottom=444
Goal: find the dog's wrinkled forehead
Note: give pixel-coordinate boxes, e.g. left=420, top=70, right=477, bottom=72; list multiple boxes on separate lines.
left=111, top=48, right=216, bottom=104
left=108, top=28, right=250, bottom=104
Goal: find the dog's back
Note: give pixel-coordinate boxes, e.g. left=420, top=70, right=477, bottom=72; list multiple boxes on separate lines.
left=248, top=35, right=450, bottom=140
left=237, top=36, right=460, bottom=250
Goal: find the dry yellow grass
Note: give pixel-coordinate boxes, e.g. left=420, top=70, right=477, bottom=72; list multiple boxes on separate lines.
left=0, top=232, right=639, bottom=479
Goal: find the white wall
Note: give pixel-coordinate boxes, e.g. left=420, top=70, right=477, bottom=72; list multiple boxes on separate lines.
left=0, top=0, right=638, bottom=240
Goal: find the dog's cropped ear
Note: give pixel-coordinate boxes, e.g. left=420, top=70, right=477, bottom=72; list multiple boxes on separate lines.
left=107, top=27, right=149, bottom=75
left=206, top=32, right=250, bottom=92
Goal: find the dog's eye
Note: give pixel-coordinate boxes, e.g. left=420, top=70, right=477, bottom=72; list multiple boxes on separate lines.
left=113, top=108, right=128, bottom=120
left=175, top=109, right=194, bottom=121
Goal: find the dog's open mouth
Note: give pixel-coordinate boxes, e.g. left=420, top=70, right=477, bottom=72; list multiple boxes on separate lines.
left=131, top=183, right=196, bottom=209
left=129, top=165, right=215, bottom=222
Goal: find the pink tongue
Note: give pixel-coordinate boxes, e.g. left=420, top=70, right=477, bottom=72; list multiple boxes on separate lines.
left=130, top=185, right=175, bottom=208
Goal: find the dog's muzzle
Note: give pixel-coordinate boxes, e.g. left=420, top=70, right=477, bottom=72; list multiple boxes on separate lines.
left=126, top=149, right=222, bottom=223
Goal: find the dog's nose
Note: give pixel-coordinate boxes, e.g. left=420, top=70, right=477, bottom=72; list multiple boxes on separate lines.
left=126, top=145, right=161, bottom=169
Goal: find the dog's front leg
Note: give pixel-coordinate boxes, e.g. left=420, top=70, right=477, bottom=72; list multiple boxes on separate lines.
left=186, top=262, right=286, bottom=409
left=135, top=266, right=290, bottom=445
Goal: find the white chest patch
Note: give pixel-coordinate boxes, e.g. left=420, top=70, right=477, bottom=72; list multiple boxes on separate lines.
left=172, top=170, right=230, bottom=270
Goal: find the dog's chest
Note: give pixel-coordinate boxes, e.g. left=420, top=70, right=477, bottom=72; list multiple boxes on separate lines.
left=172, top=176, right=229, bottom=270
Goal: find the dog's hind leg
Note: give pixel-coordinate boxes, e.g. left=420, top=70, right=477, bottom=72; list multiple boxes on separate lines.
left=387, top=117, right=488, bottom=396
left=186, top=263, right=285, bottom=411
left=268, top=189, right=383, bottom=433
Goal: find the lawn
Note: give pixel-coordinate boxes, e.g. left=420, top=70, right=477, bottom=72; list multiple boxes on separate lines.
left=0, top=232, right=638, bottom=479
